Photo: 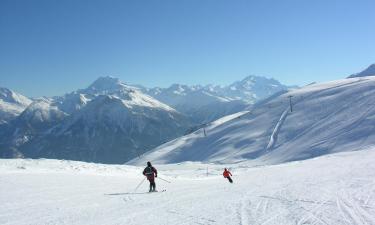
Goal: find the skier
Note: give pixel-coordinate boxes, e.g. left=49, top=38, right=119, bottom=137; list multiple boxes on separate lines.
left=223, top=168, right=233, bottom=183
left=143, top=161, right=158, bottom=192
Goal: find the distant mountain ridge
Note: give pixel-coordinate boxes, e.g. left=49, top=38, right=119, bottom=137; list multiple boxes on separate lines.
left=348, top=64, right=375, bottom=78
left=0, top=87, right=32, bottom=124
left=0, top=77, right=191, bottom=163
left=139, top=75, right=289, bottom=123
left=1, top=75, right=292, bottom=164
left=141, top=75, right=288, bottom=103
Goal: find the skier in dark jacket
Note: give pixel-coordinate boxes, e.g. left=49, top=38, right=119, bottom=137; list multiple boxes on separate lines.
left=223, top=168, right=233, bottom=183
left=143, top=161, right=158, bottom=192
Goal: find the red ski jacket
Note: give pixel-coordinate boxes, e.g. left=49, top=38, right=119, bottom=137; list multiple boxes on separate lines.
left=143, top=166, right=157, bottom=180
left=223, top=170, right=232, bottom=178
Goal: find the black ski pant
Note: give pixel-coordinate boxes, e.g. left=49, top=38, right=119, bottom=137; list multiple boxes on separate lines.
left=226, top=177, right=233, bottom=183
left=148, top=178, right=156, bottom=191
left=149, top=181, right=156, bottom=191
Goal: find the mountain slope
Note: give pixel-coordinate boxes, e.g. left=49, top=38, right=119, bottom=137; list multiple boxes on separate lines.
left=142, top=75, right=288, bottom=123
left=1, top=147, right=375, bottom=225
left=19, top=95, right=190, bottom=163
left=0, top=87, right=32, bottom=124
left=130, top=76, right=375, bottom=165
left=0, top=77, right=193, bottom=163
left=142, top=84, right=248, bottom=124
left=0, top=97, right=68, bottom=158
left=348, top=63, right=375, bottom=78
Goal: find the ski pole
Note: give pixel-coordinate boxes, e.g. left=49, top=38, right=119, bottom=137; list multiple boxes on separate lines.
left=133, top=177, right=146, bottom=193
left=157, top=176, right=171, bottom=183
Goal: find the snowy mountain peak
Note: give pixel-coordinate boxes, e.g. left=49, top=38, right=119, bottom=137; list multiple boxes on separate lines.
left=348, top=63, right=375, bottom=78
left=66, top=95, right=129, bottom=124
left=0, top=78, right=191, bottom=164
left=166, top=83, right=201, bottom=95
left=240, top=75, right=258, bottom=82
left=225, top=75, right=287, bottom=103
left=138, top=76, right=289, bottom=123
left=79, top=77, right=176, bottom=110
left=168, top=84, right=186, bottom=95
left=0, top=87, right=32, bottom=124
left=79, top=79, right=174, bottom=114
left=237, top=75, right=280, bottom=86
left=90, top=76, right=121, bottom=87
left=0, top=87, right=32, bottom=106
left=19, top=98, right=66, bottom=124
left=84, top=76, right=133, bottom=95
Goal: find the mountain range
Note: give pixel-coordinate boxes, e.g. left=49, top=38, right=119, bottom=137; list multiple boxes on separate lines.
left=130, top=75, right=375, bottom=165
left=140, top=75, right=289, bottom=123
left=0, top=87, right=32, bottom=124
left=3, top=63, right=374, bottom=165
left=348, top=63, right=375, bottom=78
left=0, top=75, right=288, bottom=163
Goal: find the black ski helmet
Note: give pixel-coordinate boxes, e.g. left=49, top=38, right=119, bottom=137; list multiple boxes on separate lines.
left=147, top=161, right=152, bottom=167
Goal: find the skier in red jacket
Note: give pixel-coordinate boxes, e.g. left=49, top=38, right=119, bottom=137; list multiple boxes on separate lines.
left=143, top=161, right=158, bottom=192
left=223, top=168, right=233, bottom=183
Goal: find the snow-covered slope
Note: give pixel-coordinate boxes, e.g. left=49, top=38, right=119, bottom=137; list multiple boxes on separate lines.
left=130, top=76, right=375, bottom=165
left=1, top=147, right=374, bottom=225
left=52, top=93, right=90, bottom=114
left=348, top=63, right=375, bottom=78
left=18, top=98, right=67, bottom=125
left=0, top=87, right=32, bottom=124
left=0, top=77, right=193, bottom=163
left=19, top=95, right=190, bottom=163
left=78, top=76, right=177, bottom=112
left=0, top=98, right=68, bottom=154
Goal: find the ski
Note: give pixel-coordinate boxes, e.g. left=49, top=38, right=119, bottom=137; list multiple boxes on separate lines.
left=149, top=189, right=166, bottom=193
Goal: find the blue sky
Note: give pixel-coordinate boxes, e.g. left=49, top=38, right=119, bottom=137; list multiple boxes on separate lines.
left=0, top=0, right=374, bottom=97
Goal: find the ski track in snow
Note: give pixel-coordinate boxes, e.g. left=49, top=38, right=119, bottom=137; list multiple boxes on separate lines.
left=1, top=148, right=375, bottom=225
left=266, top=107, right=290, bottom=151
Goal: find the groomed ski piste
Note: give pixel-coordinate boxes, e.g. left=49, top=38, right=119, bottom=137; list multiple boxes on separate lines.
left=1, top=146, right=375, bottom=225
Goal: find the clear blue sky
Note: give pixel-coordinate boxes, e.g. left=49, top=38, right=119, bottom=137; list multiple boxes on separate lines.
left=1, top=0, right=374, bottom=97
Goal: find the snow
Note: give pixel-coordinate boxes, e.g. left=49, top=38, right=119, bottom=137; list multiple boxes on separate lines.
left=0, top=87, right=32, bottom=123
left=130, top=76, right=375, bottom=165
left=225, top=75, right=288, bottom=103
left=20, top=98, right=67, bottom=123
left=0, top=87, right=32, bottom=106
left=348, top=64, right=375, bottom=78
left=207, top=110, right=250, bottom=129
left=80, top=76, right=176, bottom=112
left=124, top=91, right=176, bottom=112
left=0, top=77, right=193, bottom=164
left=266, top=107, right=289, bottom=150
left=0, top=101, right=26, bottom=120
left=140, top=76, right=288, bottom=124
left=1, top=147, right=374, bottom=225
